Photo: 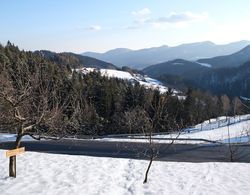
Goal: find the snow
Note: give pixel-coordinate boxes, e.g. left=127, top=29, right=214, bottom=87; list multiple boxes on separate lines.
left=0, top=150, right=250, bottom=195
left=99, top=115, right=250, bottom=144
left=0, top=134, right=33, bottom=143
left=173, top=62, right=184, bottom=65
left=240, top=96, right=250, bottom=101
left=1, top=115, right=250, bottom=194
left=2, top=115, right=250, bottom=145
left=100, top=69, right=134, bottom=80
left=0, top=134, right=16, bottom=142
left=144, top=77, right=162, bottom=85
left=75, top=67, right=183, bottom=97
left=196, top=62, right=212, bottom=68
left=169, top=117, right=250, bottom=143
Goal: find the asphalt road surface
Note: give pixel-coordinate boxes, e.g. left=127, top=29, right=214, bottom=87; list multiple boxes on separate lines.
left=1, top=139, right=250, bottom=162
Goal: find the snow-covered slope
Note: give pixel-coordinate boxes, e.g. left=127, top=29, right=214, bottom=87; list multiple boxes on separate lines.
left=99, top=115, right=250, bottom=144
left=1, top=150, right=250, bottom=195
left=76, top=67, right=182, bottom=95
left=161, top=115, right=250, bottom=143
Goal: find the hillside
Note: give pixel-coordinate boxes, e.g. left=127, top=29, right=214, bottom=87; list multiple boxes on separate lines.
left=197, top=45, right=250, bottom=68
left=153, top=61, right=250, bottom=97
left=190, top=61, right=250, bottom=97
left=143, top=59, right=209, bottom=79
left=83, top=41, right=250, bottom=69
left=38, top=50, right=118, bottom=70
left=75, top=67, right=182, bottom=96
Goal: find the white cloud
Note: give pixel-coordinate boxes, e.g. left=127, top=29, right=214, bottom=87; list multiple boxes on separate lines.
left=125, top=8, right=152, bottom=30
left=126, top=11, right=208, bottom=30
left=154, top=12, right=208, bottom=24
left=146, top=11, right=208, bottom=29
left=84, top=25, right=102, bottom=31
left=123, top=25, right=141, bottom=30
left=132, top=8, right=151, bottom=17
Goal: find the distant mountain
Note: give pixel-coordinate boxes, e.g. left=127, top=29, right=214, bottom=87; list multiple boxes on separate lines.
left=143, top=45, right=250, bottom=79
left=37, top=50, right=118, bottom=70
left=143, top=59, right=209, bottom=79
left=148, top=60, right=250, bottom=97
left=82, top=40, right=250, bottom=69
left=142, top=45, right=250, bottom=97
left=197, top=45, right=250, bottom=68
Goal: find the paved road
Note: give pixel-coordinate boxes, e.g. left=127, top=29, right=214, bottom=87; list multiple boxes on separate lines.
left=1, top=139, right=250, bottom=162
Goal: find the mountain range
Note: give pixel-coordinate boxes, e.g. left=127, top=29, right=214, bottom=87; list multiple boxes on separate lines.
left=82, top=40, right=250, bottom=69
left=142, top=45, right=250, bottom=97
left=143, top=45, right=250, bottom=78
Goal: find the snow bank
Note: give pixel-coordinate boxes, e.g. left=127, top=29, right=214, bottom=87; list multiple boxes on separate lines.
left=0, top=150, right=249, bottom=195
left=0, top=134, right=16, bottom=142
left=0, top=134, right=33, bottom=143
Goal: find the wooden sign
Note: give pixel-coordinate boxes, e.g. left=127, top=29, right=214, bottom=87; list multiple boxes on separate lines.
left=5, top=147, right=25, bottom=157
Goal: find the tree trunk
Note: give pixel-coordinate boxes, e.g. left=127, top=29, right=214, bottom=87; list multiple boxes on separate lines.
left=143, top=153, right=153, bottom=184
left=144, top=131, right=154, bottom=184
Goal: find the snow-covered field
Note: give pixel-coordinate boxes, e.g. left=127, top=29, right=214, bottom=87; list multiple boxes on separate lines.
left=0, top=150, right=250, bottom=195
left=76, top=67, right=182, bottom=95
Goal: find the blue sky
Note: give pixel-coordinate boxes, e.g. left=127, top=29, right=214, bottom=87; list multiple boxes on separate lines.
left=1, top=0, right=250, bottom=53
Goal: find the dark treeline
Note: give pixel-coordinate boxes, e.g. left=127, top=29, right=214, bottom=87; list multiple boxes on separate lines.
left=0, top=42, right=245, bottom=137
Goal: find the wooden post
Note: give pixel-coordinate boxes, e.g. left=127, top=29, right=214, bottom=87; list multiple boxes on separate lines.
left=9, top=156, right=16, bottom=177
left=6, top=147, right=25, bottom=178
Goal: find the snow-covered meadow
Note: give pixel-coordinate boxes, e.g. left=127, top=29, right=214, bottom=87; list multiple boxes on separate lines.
left=0, top=150, right=250, bottom=195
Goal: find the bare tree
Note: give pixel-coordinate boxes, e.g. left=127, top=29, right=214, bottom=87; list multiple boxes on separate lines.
left=0, top=61, right=68, bottom=177
left=221, top=95, right=230, bottom=117
left=143, top=95, right=184, bottom=183
left=227, top=97, right=250, bottom=162
left=232, top=97, right=243, bottom=115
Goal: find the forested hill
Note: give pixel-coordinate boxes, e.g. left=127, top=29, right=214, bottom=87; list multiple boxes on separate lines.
left=0, top=42, right=245, bottom=137
left=197, top=45, right=250, bottom=69
left=143, top=45, right=250, bottom=97
left=154, top=61, right=250, bottom=98
left=143, top=59, right=209, bottom=79
left=188, top=61, right=250, bottom=97
left=37, top=50, right=118, bottom=70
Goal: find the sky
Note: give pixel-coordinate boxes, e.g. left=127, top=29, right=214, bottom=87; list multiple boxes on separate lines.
left=1, top=0, right=250, bottom=53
